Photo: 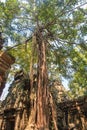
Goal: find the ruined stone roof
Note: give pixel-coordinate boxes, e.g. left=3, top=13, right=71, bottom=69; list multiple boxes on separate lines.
left=0, top=70, right=87, bottom=118
left=58, top=95, right=87, bottom=114
left=49, top=80, right=68, bottom=103
left=0, top=71, right=87, bottom=130
left=0, top=70, right=30, bottom=113
left=0, top=51, right=15, bottom=96
left=0, top=72, right=67, bottom=111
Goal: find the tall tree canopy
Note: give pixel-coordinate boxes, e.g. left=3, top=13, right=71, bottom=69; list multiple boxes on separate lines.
left=0, top=0, right=87, bottom=129
left=0, top=0, right=87, bottom=95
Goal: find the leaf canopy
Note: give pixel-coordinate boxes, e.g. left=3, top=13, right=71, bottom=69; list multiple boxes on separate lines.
left=0, top=0, right=87, bottom=97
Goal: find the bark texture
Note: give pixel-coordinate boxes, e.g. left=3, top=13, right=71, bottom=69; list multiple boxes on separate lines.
left=36, top=36, right=49, bottom=130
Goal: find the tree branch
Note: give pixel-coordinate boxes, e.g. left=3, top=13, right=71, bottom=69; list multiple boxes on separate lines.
left=5, top=35, right=32, bottom=52
left=43, top=1, right=87, bottom=30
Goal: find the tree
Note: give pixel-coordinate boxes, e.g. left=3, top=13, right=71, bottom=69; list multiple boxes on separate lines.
left=69, top=46, right=87, bottom=98
left=0, top=0, right=87, bottom=129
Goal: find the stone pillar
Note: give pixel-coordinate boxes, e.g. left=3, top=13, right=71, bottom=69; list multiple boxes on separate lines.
left=1, top=119, right=7, bottom=130
left=65, top=109, right=68, bottom=126
left=0, top=117, right=4, bottom=130
left=20, top=109, right=29, bottom=130
left=14, top=111, right=21, bottom=130
left=80, top=115, right=85, bottom=130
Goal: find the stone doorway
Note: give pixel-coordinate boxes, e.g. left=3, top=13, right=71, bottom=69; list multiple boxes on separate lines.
left=6, top=118, right=15, bottom=130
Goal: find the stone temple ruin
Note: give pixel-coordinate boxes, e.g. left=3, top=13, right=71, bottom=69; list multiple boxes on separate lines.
left=0, top=51, right=15, bottom=96
left=0, top=51, right=87, bottom=130
left=0, top=69, right=87, bottom=130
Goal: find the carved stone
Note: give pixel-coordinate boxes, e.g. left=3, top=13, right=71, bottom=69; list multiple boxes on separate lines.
left=0, top=71, right=87, bottom=130
left=0, top=51, right=15, bottom=96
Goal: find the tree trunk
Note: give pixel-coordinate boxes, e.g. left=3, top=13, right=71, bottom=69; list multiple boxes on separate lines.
left=49, top=93, right=58, bottom=130
left=36, top=37, right=49, bottom=130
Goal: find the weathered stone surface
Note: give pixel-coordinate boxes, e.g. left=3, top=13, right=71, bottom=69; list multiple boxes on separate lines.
left=0, top=71, right=87, bottom=130
left=0, top=70, right=30, bottom=130
left=0, top=51, right=15, bottom=96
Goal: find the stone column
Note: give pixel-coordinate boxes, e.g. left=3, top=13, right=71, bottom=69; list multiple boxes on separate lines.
left=14, top=111, right=21, bottom=130
left=1, top=119, right=7, bottom=130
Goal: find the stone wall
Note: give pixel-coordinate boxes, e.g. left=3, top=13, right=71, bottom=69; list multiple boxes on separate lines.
left=0, top=71, right=87, bottom=130
left=1, top=97, right=87, bottom=130
left=0, top=70, right=30, bottom=130
left=0, top=51, right=15, bottom=96
left=58, top=96, right=87, bottom=130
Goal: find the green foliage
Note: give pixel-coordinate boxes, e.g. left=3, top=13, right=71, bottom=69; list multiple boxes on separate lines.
left=0, top=0, right=87, bottom=97
left=4, top=0, right=19, bottom=19
left=0, top=0, right=20, bottom=45
left=69, top=46, right=87, bottom=96
left=8, top=40, right=37, bottom=73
